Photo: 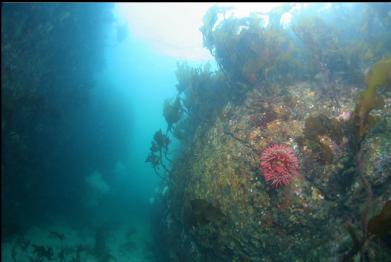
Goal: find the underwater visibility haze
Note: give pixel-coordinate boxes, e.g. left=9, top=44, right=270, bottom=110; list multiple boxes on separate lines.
left=1, top=2, right=391, bottom=262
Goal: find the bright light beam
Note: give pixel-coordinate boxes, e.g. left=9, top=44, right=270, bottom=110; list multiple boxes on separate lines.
left=114, top=3, right=283, bottom=61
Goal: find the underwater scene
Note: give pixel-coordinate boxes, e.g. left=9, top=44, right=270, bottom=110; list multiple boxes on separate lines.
left=1, top=3, right=391, bottom=262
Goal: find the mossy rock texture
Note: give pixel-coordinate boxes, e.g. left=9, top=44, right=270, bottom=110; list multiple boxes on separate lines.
left=157, top=80, right=390, bottom=261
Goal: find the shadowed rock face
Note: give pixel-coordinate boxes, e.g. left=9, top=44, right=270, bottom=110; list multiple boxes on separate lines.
left=368, top=200, right=391, bottom=237
left=184, top=199, right=226, bottom=228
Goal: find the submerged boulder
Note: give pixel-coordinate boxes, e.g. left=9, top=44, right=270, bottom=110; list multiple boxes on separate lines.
left=150, top=4, right=391, bottom=261
left=155, top=80, right=391, bottom=261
